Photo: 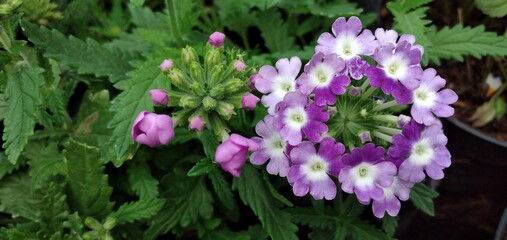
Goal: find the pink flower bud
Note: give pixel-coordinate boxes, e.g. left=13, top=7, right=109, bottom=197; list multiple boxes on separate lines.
left=208, top=31, right=225, bottom=47
left=248, top=74, right=261, bottom=90
left=189, top=116, right=204, bottom=131
left=234, top=60, right=246, bottom=71
left=149, top=89, right=169, bottom=106
left=159, top=59, right=173, bottom=71
left=132, top=111, right=174, bottom=147
left=241, top=93, right=260, bottom=110
left=215, top=134, right=259, bottom=177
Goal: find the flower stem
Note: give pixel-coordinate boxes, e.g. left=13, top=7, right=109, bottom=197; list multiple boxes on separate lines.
left=372, top=131, right=393, bottom=142
left=492, top=59, right=507, bottom=100
left=360, top=78, right=370, bottom=92
left=165, top=0, right=185, bottom=47
left=361, top=86, right=377, bottom=100
left=373, top=114, right=399, bottom=124
left=376, top=126, right=402, bottom=135
left=374, top=100, right=398, bottom=111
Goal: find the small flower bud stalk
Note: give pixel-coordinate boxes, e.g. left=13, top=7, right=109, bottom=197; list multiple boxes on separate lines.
left=224, top=78, right=245, bottom=93
left=167, top=68, right=187, bottom=89
left=209, top=84, right=225, bottom=98
left=182, top=46, right=198, bottom=65
left=159, top=59, right=174, bottom=72
left=179, top=96, right=201, bottom=109
left=149, top=89, right=169, bottom=106
left=205, top=48, right=221, bottom=67
left=189, top=116, right=204, bottom=131
left=217, top=101, right=235, bottom=120
left=208, top=31, right=225, bottom=48
left=103, top=217, right=117, bottom=230
left=189, top=61, right=204, bottom=83
left=234, top=60, right=246, bottom=72
left=202, top=96, right=217, bottom=111
left=241, top=93, right=260, bottom=110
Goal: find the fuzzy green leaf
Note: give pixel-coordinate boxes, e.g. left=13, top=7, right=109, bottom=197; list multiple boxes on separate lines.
left=0, top=152, right=21, bottom=180
left=25, top=141, right=65, bottom=189
left=3, top=65, right=43, bottom=164
left=208, top=166, right=237, bottom=211
left=389, top=0, right=433, bottom=12
left=235, top=165, right=298, bottom=240
left=21, top=21, right=138, bottom=83
left=0, top=94, right=8, bottom=121
left=410, top=183, right=439, bottom=216
left=110, top=198, right=165, bottom=225
left=289, top=207, right=337, bottom=229
left=257, top=10, right=296, bottom=53
left=382, top=215, right=398, bottom=237
left=427, top=24, right=507, bottom=65
left=130, top=6, right=167, bottom=30
left=127, top=162, right=159, bottom=199
left=64, top=139, right=113, bottom=218
left=476, top=0, right=507, bottom=17
left=0, top=173, right=41, bottom=221
left=38, top=181, right=69, bottom=236
left=348, top=220, right=391, bottom=240
left=187, top=159, right=215, bottom=176
left=200, top=130, right=220, bottom=160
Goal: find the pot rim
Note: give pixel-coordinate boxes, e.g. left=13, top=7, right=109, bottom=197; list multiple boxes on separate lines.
left=446, top=117, right=507, bottom=148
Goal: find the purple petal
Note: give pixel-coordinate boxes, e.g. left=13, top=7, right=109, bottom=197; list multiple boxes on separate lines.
left=290, top=141, right=316, bottom=164
left=276, top=57, right=302, bottom=79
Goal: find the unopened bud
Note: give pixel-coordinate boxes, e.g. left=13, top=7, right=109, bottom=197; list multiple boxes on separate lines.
left=208, top=32, right=225, bottom=47
left=159, top=59, right=174, bottom=72
left=168, top=68, right=186, bottom=89
left=358, top=131, right=372, bottom=143
left=349, top=86, right=361, bottom=97
left=202, top=96, right=217, bottom=111
left=210, top=84, right=225, bottom=98
left=182, top=46, right=198, bottom=65
left=217, top=101, right=235, bottom=120
left=234, top=60, right=246, bottom=72
left=205, top=48, right=221, bottom=66
left=179, top=96, right=200, bottom=109
left=189, top=116, right=204, bottom=131
left=241, top=93, right=259, bottom=110
left=224, top=78, right=245, bottom=93
left=103, top=217, right=117, bottom=230
left=190, top=61, right=204, bottom=82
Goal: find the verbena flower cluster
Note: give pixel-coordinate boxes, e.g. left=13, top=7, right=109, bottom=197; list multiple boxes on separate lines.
left=247, top=16, right=457, bottom=218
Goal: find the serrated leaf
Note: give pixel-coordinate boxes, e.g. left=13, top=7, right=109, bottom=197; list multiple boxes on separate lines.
left=171, top=128, right=198, bottom=144
left=289, top=207, right=337, bottom=229
left=348, top=220, right=390, bottom=240
left=476, top=0, right=507, bottom=17
left=129, top=0, right=145, bottom=8
left=110, top=198, right=165, bottom=225
left=21, top=21, right=138, bottom=83
left=308, top=2, right=362, bottom=18
left=427, top=24, right=507, bottom=65
left=127, top=162, right=159, bottom=199
left=3, top=65, right=43, bottom=164
left=208, top=166, right=237, bottom=211
left=0, top=173, right=41, bottom=220
left=144, top=172, right=213, bottom=240
left=129, top=6, right=167, bottom=29
left=64, top=139, right=113, bottom=218
left=108, top=53, right=173, bottom=166
left=203, top=229, right=251, bottom=240
left=187, top=159, right=215, bottom=176
left=0, top=152, right=22, bottom=180
left=235, top=165, right=298, bottom=240
left=389, top=0, right=433, bottom=12
left=257, top=10, right=296, bottom=53
left=409, top=183, right=439, bottom=216
left=38, top=181, right=69, bottom=236
left=382, top=215, right=398, bottom=237
left=200, top=130, right=220, bottom=160
left=0, top=94, right=8, bottom=121
left=25, top=141, right=64, bottom=189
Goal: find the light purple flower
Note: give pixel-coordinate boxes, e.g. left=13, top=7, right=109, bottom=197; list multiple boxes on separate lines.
left=366, top=41, right=423, bottom=104
left=287, top=138, right=345, bottom=200
left=374, top=28, right=424, bottom=54
left=241, top=93, right=260, bottom=110
left=372, top=176, right=414, bottom=218
left=297, top=52, right=350, bottom=106
left=315, top=16, right=377, bottom=80
left=132, top=111, right=174, bottom=147
left=397, top=114, right=412, bottom=128
left=387, top=120, right=451, bottom=183
left=159, top=59, right=173, bottom=71
left=251, top=115, right=291, bottom=177
left=338, top=143, right=397, bottom=204
left=234, top=60, right=246, bottom=71
left=358, top=131, right=372, bottom=143
left=410, top=68, right=458, bottom=125
left=255, top=57, right=302, bottom=114
left=273, top=91, right=329, bottom=145
left=209, top=31, right=225, bottom=47
left=149, top=89, right=169, bottom=106
left=248, top=74, right=261, bottom=91
left=189, top=116, right=204, bottom=131
left=215, top=134, right=259, bottom=177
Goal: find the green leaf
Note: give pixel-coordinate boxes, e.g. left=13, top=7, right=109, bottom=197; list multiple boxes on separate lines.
left=409, top=183, right=439, bottom=216
left=204, top=229, right=252, bottom=240
left=0, top=152, right=22, bottom=180
left=427, top=24, right=507, bottom=65
left=0, top=93, right=8, bottom=121
left=171, top=128, right=198, bottom=144
left=235, top=165, right=298, bottom=240
left=127, top=162, right=159, bottom=199
left=129, top=7, right=167, bottom=30
left=389, top=0, right=433, bottom=12
left=64, top=139, right=113, bottom=218
left=129, top=0, right=145, bottom=8
left=144, top=172, right=213, bottom=240
left=0, top=173, right=41, bottom=220
left=38, top=181, right=69, bottom=236
left=476, top=0, right=507, bottom=17
left=3, top=65, right=43, bottom=164
left=495, top=98, right=506, bottom=121
left=348, top=220, right=390, bottom=240
left=289, top=207, right=337, bottom=229
left=382, top=215, right=398, bottom=237
left=200, top=130, right=220, bottom=160
left=208, top=166, right=237, bottom=211
left=108, top=53, right=173, bottom=166
left=187, top=159, right=215, bottom=176
left=25, top=141, right=65, bottom=189
left=307, top=2, right=362, bottom=18
left=257, top=10, right=296, bottom=53
left=21, top=21, right=138, bottom=83
left=110, top=198, right=165, bottom=225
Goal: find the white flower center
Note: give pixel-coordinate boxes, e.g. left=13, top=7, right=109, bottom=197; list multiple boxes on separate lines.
left=309, top=64, right=334, bottom=87
left=284, top=107, right=308, bottom=130
left=413, top=87, right=436, bottom=108
left=335, top=36, right=360, bottom=60
left=382, top=55, right=408, bottom=79
left=302, top=156, right=329, bottom=181
left=273, top=76, right=296, bottom=99
left=263, top=134, right=286, bottom=157
left=408, top=138, right=434, bottom=166
left=350, top=162, right=377, bottom=188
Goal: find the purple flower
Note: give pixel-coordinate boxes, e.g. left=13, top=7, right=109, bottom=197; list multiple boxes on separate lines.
left=215, top=134, right=259, bottom=177
left=372, top=176, right=414, bottom=218
left=297, top=52, right=350, bottom=106
left=410, top=68, right=458, bottom=125
left=248, top=74, right=261, bottom=91
left=255, top=57, right=302, bottom=114
left=366, top=41, right=423, bottom=104
left=241, top=93, right=260, bottom=110
left=287, top=138, right=345, bottom=200
left=234, top=60, right=246, bottom=71
left=338, top=143, right=397, bottom=204
left=132, top=111, right=174, bottom=147
left=374, top=29, right=424, bottom=54
left=251, top=115, right=291, bottom=177
left=209, top=31, right=225, bottom=47
left=273, top=91, right=329, bottom=145
left=189, top=116, right=204, bottom=131
left=387, top=120, right=451, bottom=182
left=149, top=89, right=169, bottom=106
left=315, top=16, right=377, bottom=79
left=159, top=59, right=173, bottom=71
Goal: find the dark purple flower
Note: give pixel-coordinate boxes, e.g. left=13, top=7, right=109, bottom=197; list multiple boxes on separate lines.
left=132, top=111, right=174, bottom=147
left=215, top=134, right=259, bottom=177
left=287, top=138, right=345, bottom=200
left=387, top=120, right=451, bottom=182
left=372, top=176, right=414, bottom=218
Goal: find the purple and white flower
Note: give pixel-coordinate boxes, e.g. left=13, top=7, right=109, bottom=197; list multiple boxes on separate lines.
left=410, top=68, right=458, bottom=125
left=388, top=120, right=451, bottom=182
left=372, top=176, right=414, bottom=218
left=339, top=143, right=397, bottom=204
left=251, top=115, right=291, bottom=177
left=287, top=138, right=345, bottom=200
left=374, top=29, right=424, bottom=54
left=315, top=16, right=377, bottom=80
left=297, top=52, right=350, bottom=106
left=255, top=57, right=302, bottom=114
left=273, top=91, right=329, bottom=145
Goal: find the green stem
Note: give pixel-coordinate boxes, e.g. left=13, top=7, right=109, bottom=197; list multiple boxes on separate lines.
left=336, top=187, right=344, bottom=214
left=361, top=86, right=376, bottom=100
left=376, top=126, right=402, bottom=135
left=372, top=131, right=392, bottom=142
left=165, top=0, right=185, bottom=47
left=0, top=25, right=12, bottom=52
left=373, top=114, right=399, bottom=124
left=491, top=60, right=507, bottom=100
left=374, top=100, right=397, bottom=111
left=360, top=78, right=370, bottom=92
left=347, top=143, right=355, bottom=152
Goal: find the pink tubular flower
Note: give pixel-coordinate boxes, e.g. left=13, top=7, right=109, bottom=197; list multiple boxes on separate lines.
left=150, top=89, right=169, bottom=106
left=241, top=93, right=260, bottom=110
left=372, top=176, right=414, bottom=218
left=189, top=116, right=204, bottom=131
left=287, top=138, right=345, bottom=200
left=132, top=111, right=174, bottom=147
left=209, top=31, right=225, bottom=47
left=159, top=59, right=173, bottom=71
left=215, top=134, right=259, bottom=177
left=234, top=60, right=246, bottom=71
